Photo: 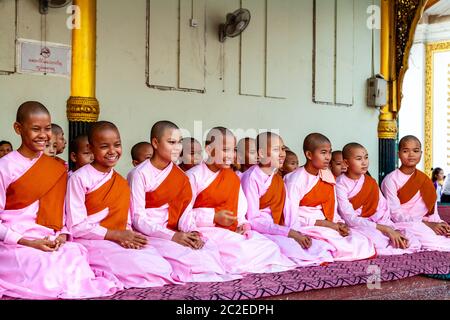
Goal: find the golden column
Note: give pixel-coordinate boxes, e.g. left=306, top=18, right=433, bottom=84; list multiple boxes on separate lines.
left=379, top=0, right=397, bottom=137
left=378, top=0, right=428, bottom=181
left=378, top=0, right=398, bottom=182
left=66, top=0, right=99, bottom=151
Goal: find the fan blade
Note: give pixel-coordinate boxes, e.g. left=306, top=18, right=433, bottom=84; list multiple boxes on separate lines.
left=236, top=12, right=250, bottom=22
left=221, top=8, right=251, bottom=40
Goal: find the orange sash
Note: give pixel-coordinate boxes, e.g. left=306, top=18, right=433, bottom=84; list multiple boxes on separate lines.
left=193, top=168, right=240, bottom=232
left=300, top=179, right=335, bottom=221
left=349, top=175, right=379, bottom=218
left=397, top=170, right=436, bottom=216
left=145, top=165, right=193, bottom=231
left=54, top=156, right=66, bottom=166
left=85, top=171, right=129, bottom=231
left=5, top=154, right=67, bottom=231
left=260, top=173, right=286, bottom=226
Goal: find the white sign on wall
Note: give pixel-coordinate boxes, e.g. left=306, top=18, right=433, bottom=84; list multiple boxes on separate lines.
left=16, top=38, right=71, bottom=77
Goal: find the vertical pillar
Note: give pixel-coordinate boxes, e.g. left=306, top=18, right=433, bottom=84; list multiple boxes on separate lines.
left=66, top=0, right=99, bottom=169
left=378, top=0, right=398, bottom=183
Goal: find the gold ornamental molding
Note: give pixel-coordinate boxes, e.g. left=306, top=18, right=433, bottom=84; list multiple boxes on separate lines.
left=395, top=0, right=427, bottom=113
left=378, top=119, right=398, bottom=139
left=424, top=41, right=450, bottom=177
left=378, top=0, right=427, bottom=141
left=379, top=0, right=398, bottom=139
left=67, top=96, right=100, bottom=122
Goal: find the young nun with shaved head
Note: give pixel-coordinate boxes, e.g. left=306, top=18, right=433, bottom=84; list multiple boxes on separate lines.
left=280, top=150, right=299, bottom=177
left=186, top=127, right=296, bottom=275
left=128, top=121, right=233, bottom=283
left=51, top=123, right=67, bottom=168
left=0, top=141, right=13, bottom=158
left=69, top=134, right=93, bottom=175
left=0, top=102, right=121, bottom=299
left=130, top=141, right=153, bottom=167
left=179, top=137, right=203, bottom=172
left=241, top=132, right=335, bottom=266
left=66, top=121, right=181, bottom=289
left=336, top=143, right=421, bottom=255
left=330, top=150, right=347, bottom=178
left=284, top=133, right=376, bottom=261
left=381, top=136, right=450, bottom=251
left=235, top=137, right=258, bottom=178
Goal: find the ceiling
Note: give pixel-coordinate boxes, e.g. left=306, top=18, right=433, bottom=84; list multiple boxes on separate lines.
left=426, top=0, right=450, bottom=16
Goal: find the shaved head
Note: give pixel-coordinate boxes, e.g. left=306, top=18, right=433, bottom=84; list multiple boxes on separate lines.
left=399, top=135, right=421, bottom=150
left=342, top=143, right=365, bottom=160
left=332, top=150, right=343, bottom=160
left=237, top=137, right=254, bottom=151
left=205, top=126, right=235, bottom=146
left=303, top=133, right=331, bottom=154
left=16, top=101, right=50, bottom=124
left=0, top=140, right=12, bottom=147
left=256, top=132, right=281, bottom=152
left=150, top=121, right=179, bottom=141
left=51, top=123, right=63, bottom=135
left=87, top=121, right=119, bottom=144
left=182, top=137, right=201, bottom=146
left=70, top=134, right=88, bottom=154
left=282, top=149, right=299, bottom=175
left=285, top=150, right=297, bottom=158
left=131, top=141, right=152, bottom=161
left=237, top=137, right=255, bottom=157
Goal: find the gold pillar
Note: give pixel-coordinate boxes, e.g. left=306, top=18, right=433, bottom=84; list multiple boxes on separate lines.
left=67, top=0, right=99, bottom=123
left=378, top=0, right=397, bottom=140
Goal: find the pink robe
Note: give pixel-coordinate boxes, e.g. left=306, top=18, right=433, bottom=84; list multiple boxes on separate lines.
left=336, top=174, right=421, bottom=255
left=66, top=164, right=181, bottom=288
left=284, top=167, right=376, bottom=261
left=128, top=160, right=237, bottom=282
left=186, top=162, right=296, bottom=275
left=0, top=151, right=121, bottom=299
left=381, top=169, right=450, bottom=251
left=241, top=165, right=335, bottom=266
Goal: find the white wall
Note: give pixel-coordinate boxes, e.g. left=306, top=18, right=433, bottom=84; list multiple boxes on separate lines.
left=432, top=51, right=450, bottom=174
left=399, top=43, right=425, bottom=170
left=400, top=20, right=450, bottom=173
left=0, top=0, right=71, bottom=161
left=0, top=0, right=381, bottom=176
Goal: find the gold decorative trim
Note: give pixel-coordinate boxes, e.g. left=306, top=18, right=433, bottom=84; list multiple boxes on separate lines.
left=66, top=96, right=100, bottom=122
left=396, top=0, right=427, bottom=113
left=424, top=41, right=450, bottom=177
left=378, top=119, right=398, bottom=139
left=379, top=0, right=395, bottom=140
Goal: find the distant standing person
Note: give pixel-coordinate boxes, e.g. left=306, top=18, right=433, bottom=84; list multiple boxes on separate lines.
left=432, top=168, right=445, bottom=203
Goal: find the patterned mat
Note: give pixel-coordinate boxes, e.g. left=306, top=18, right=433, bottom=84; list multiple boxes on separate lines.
left=96, top=251, right=450, bottom=300
left=438, top=205, right=450, bottom=224
left=1, top=251, right=448, bottom=300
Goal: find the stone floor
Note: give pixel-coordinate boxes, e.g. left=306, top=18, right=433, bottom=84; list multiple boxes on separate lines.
left=260, top=276, right=449, bottom=300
